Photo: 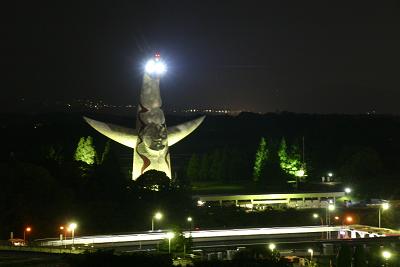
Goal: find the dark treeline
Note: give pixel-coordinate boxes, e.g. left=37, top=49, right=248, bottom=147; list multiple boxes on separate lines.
left=185, top=147, right=252, bottom=182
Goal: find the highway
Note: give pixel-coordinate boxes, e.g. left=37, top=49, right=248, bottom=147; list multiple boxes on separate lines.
left=36, top=226, right=344, bottom=247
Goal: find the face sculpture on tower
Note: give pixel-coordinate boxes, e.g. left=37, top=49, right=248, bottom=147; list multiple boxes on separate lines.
left=83, top=54, right=205, bottom=180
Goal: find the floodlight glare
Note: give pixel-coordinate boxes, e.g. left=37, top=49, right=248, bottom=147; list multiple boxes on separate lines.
left=145, top=59, right=166, bottom=75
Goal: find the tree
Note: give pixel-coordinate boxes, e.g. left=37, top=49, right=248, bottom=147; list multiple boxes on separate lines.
left=209, top=149, right=222, bottom=180
left=135, top=170, right=170, bottom=191
left=41, top=144, right=64, bottom=164
left=278, top=137, right=305, bottom=185
left=336, top=245, right=352, bottom=267
left=253, top=137, right=268, bottom=182
left=100, top=140, right=111, bottom=165
left=186, top=154, right=200, bottom=181
left=353, top=245, right=367, bottom=267
left=198, top=154, right=211, bottom=181
left=74, top=136, right=97, bottom=165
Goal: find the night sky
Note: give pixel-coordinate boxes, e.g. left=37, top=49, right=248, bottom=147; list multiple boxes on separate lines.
left=9, top=1, right=400, bottom=114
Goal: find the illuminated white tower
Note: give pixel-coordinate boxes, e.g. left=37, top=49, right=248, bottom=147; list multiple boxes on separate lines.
left=84, top=54, right=204, bottom=179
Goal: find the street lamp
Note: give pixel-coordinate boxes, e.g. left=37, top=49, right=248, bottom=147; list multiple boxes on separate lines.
left=23, top=227, right=31, bottom=244
left=326, top=204, right=335, bottom=239
left=152, top=212, right=163, bottom=231
left=344, top=187, right=352, bottom=194
left=187, top=217, right=193, bottom=230
left=382, top=250, right=392, bottom=266
left=346, top=216, right=353, bottom=224
left=307, top=248, right=314, bottom=261
left=166, top=232, right=175, bottom=254
left=69, top=223, right=77, bottom=248
left=378, top=203, right=390, bottom=228
left=268, top=243, right=276, bottom=251
left=312, top=213, right=324, bottom=225
left=60, top=226, right=67, bottom=248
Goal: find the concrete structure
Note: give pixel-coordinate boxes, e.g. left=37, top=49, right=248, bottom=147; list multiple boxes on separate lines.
left=84, top=54, right=204, bottom=179
left=194, top=192, right=346, bottom=209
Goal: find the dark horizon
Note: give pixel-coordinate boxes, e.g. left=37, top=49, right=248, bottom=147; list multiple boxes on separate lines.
left=8, top=1, right=400, bottom=114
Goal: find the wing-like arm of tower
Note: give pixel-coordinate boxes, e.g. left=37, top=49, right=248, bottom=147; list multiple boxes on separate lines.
left=167, top=116, right=205, bottom=146
left=83, top=116, right=137, bottom=148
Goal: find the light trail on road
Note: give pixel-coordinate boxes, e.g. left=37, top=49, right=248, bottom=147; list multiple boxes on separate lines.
left=37, top=226, right=345, bottom=247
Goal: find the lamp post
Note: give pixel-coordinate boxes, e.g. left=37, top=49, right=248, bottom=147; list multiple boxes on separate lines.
left=187, top=217, right=193, bottom=230
left=152, top=212, right=163, bottom=231
left=382, top=250, right=391, bottom=266
left=268, top=243, right=276, bottom=251
left=345, top=216, right=353, bottom=224
left=313, top=213, right=325, bottom=238
left=166, top=232, right=175, bottom=254
left=326, top=204, right=335, bottom=239
left=60, top=226, right=67, bottom=248
left=378, top=203, right=389, bottom=228
left=23, top=227, right=31, bottom=244
left=307, top=248, right=314, bottom=262
left=69, top=223, right=77, bottom=248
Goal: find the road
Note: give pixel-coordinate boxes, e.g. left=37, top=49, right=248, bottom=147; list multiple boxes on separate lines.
left=36, top=225, right=342, bottom=247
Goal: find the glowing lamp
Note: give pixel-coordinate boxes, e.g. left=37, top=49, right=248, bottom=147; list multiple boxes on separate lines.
left=69, top=223, right=77, bottom=230
left=382, top=250, right=391, bottom=260
left=382, top=203, right=390, bottom=210
left=145, top=59, right=166, bottom=75
left=166, top=232, right=175, bottom=239
left=154, top=212, right=163, bottom=220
